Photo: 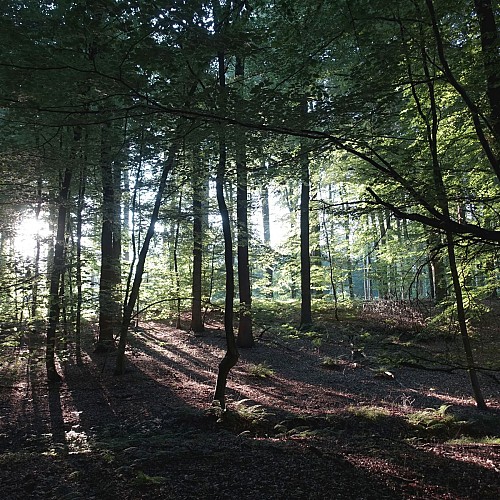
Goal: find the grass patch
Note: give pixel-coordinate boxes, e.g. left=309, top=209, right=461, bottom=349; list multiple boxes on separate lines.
left=406, top=405, right=468, bottom=438
left=346, top=405, right=391, bottom=421
left=320, top=356, right=344, bottom=370
left=247, top=362, right=274, bottom=378
left=447, top=436, right=500, bottom=445
left=210, top=399, right=274, bottom=435
left=133, top=471, right=167, bottom=486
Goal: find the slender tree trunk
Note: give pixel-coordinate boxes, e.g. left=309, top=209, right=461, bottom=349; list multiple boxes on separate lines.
left=123, top=166, right=130, bottom=262
left=310, top=179, right=322, bottom=298
left=46, top=172, right=71, bottom=382
left=115, top=147, right=177, bottom=375
left=299, top=139, right=313, bottom=329
left=420, top=38, right=486, bottom=407
left=46, top=127, right=80, bottom=382
left=213, top=47, right=239, bottom=409
left=345, top=227, right=354, bottom=299
left=75, top=156, right=85, bottom=363
left=446, top=231, right=486, bottom=409
left=191, top=151, right=205, bottom=333
left=173, top=190, right=183, bottom=330
left=261, top=184, right=273, bottom=297
left=235, top=55, right=253, bottom=348
left=364, top=254, right=372, bottom=300
left=31, top=177, right=42, bottom=318
left=322, top=208, right=339, bottom=320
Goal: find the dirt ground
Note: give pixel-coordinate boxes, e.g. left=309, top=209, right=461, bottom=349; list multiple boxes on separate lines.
left=0, top=305, right=499, bottom=499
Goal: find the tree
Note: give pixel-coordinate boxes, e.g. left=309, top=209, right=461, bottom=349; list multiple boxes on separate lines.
left=299, top=137, right=313, bottom=329
left=235, top=54, right=254, bottom=348
left=46, top=127, right=81, bottom=383
left=115, top=146, right=178, bottom=375
left=190, top=149, right=205, bottom=333
left=96, top=122, right=122, bottom=352
left=212, top=38, right=239, bottom=409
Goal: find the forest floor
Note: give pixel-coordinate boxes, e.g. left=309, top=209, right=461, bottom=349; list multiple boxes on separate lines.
left=0, top=299, right=499, bottom=499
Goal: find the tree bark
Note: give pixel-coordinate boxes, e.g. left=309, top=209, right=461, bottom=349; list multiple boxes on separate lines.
left=235, top=55, right=253, bottom=348
left=46, top=128, right=80, bottom=382
left=97, top=122, right=122, bottom=352
left=213, top=46, right=239, bottom=409
left=261, top=184, right=274, bottom=297
left=115, top=147, right=177, bottom=375
left=446, top=231, right=487, bottom=409
left=75, top=153, right=86, bottom=363
left=191, top=151, right=205, bottom=333
left=474, top=0, right=500, bottom=144
left=173, top=190, right=183, bottom=330
left=31, top=176, right=42, bottom=318
left=299, top=139, right=313, bottom=329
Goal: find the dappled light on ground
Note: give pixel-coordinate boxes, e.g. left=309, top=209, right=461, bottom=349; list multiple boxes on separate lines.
left=0, top=314, right=499, bottom=499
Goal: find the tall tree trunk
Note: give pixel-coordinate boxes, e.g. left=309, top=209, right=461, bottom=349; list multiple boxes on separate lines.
left=123, top=166, right=130, bottom=262
left=31, top=177, right=42, bottom=318
left=46, top=172, right=69, bottom=382
left=173, top=190, right=183, bottom=330
left=446, top=231, right=486, bottom=409
left=213, top=46, right=239, bottom=409
left=299, top=138, right=313, bottom=329
left=419, top=38, right=486, bottom=407
left=75, top=154, right=86, bottom=363
left=474, top=0, right=500, bottom=144
left=322, top=207, right=339, bottom=320
left=261, top=183, right=273, bottom=297
left=97, top=122, right=121, bottom=352
left=46, top=128, right=79, bottom=382
left=235, top=55, right=253, bottom=348
left=191, top=151, right=205, bottom=333
left=344, top=206, right=354, bottom=299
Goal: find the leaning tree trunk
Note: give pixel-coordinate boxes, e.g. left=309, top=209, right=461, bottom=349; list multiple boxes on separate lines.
left=419, top=36, right=486, bottom=408
left=446, top=231, right=486, bottom=409
left=115, top=148, right=177, bottom=375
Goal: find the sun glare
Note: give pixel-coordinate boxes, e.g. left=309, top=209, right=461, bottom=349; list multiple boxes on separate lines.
left=14, top=216, right=51, bottom=257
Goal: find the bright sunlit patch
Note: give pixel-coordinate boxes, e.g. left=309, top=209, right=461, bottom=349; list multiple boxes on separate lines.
left=14, top=216, right=51, bottom=258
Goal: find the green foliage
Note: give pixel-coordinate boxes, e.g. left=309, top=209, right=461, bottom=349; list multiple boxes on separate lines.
left=406, top=405, right=467, bottom=438
left=133, top=471, right=167, bottom=486
left=320, top=356, right=343, bottom=370
left=247, top=362, right=274, bottom=378
left=346, top=405, right=391, bottom=422
left=447, top=436, right=500, bottom=445
left=210, top=399, right=274, bottom=435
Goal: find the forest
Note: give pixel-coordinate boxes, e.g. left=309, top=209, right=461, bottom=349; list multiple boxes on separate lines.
left=0, top=0, right=499, bottom=498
